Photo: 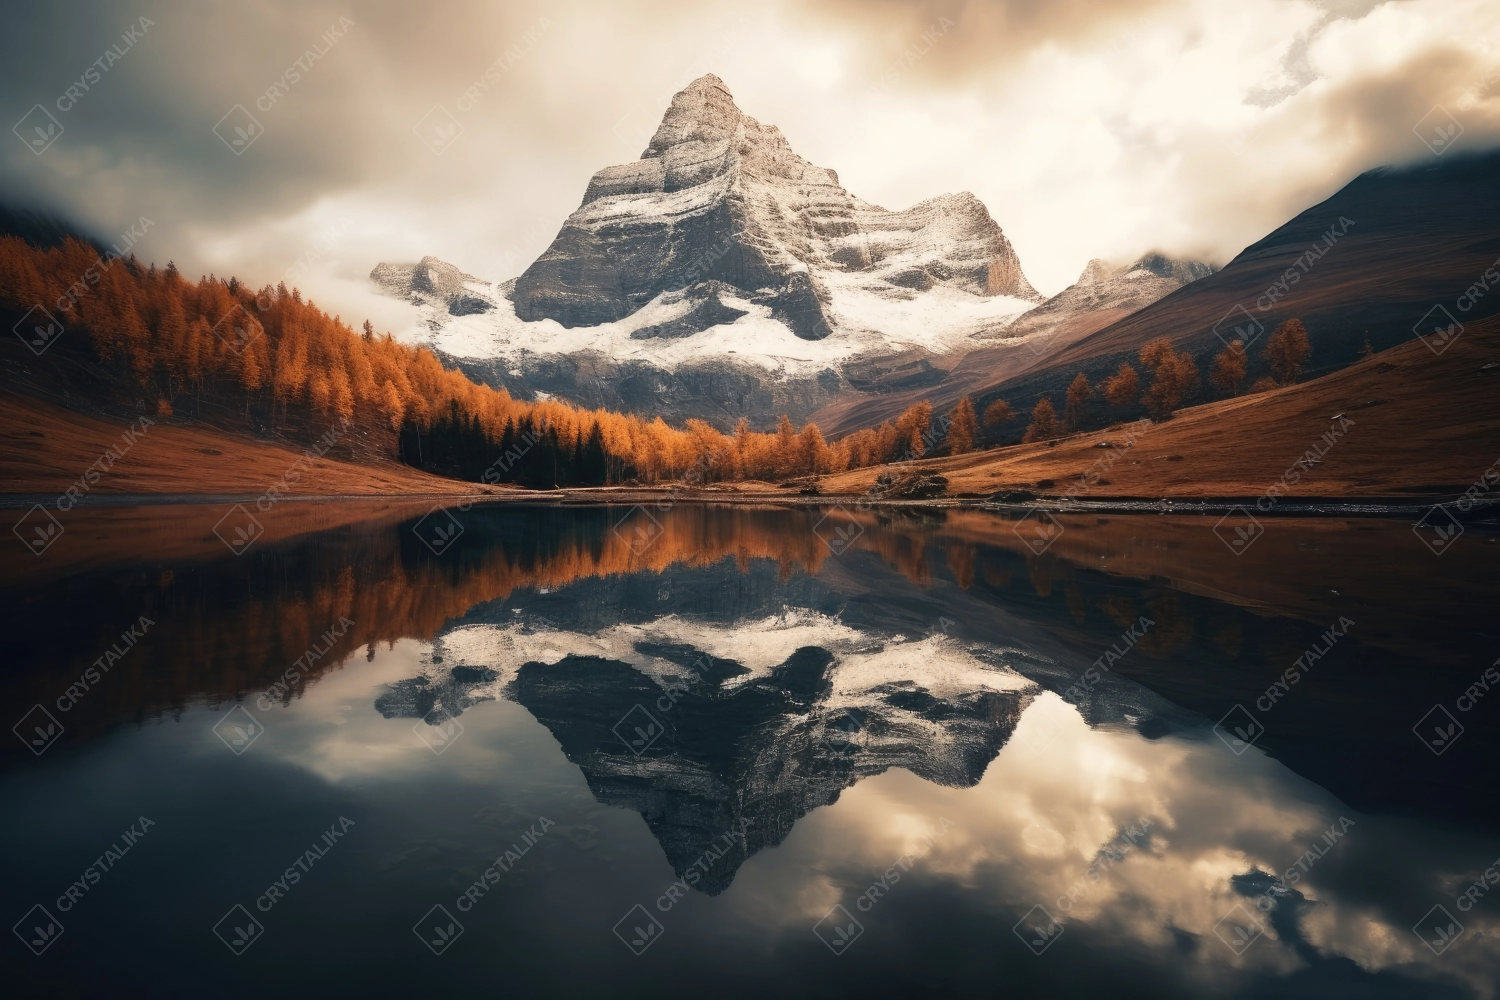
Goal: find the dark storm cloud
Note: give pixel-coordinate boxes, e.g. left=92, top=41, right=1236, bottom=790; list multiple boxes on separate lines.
left=4, top=3, right=361, bottom=230
left=0, top=1, right=559, bottom=252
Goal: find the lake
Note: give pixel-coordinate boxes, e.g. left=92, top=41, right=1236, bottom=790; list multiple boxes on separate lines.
left=3, top=501, right=1498, bottom=998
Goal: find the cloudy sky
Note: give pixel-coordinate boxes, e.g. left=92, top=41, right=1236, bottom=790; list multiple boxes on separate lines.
left=3, top=0, right=1497, bottom=332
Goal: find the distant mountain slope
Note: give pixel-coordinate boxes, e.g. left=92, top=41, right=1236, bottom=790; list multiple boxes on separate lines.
left=813, top=253, right=1214, bottom=436
left=966, top=149, right=1500, bottom=422
left=980, top=253, right=1214, bottom=346
left=0, top=202, right=95, bottom=250
left=371, top=257, right=498, bottom=318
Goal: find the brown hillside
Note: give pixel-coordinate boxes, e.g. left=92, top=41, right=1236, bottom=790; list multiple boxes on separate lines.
left=813, top=306, right=1136, bottom=437
left=0, top=393, right=504, bottom=497
left=817, top=314, right=1500, bottom=499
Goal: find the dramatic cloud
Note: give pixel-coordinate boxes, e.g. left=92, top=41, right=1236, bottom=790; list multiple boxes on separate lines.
left=801, top=0, right=1178, bottom=85
left=1, top=0, right=1496, bottom=333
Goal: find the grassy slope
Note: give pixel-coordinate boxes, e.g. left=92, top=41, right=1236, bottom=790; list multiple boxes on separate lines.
left=814, top=316, right=1500, bottom=499
left=0, top=393, right=506, bottom=497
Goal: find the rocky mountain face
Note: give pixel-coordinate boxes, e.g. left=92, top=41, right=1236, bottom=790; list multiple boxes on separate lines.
left=508, top=646, right=1026, bottom=894
left=371, top=257, right=497, bottom=317
left=513, top=74, right=1039, bottom=340
left=370, top=76, right=1227, bottom=434
left=373, top=621, right=1033, bottom=894
left=371, top=74, right=1061, bottom=430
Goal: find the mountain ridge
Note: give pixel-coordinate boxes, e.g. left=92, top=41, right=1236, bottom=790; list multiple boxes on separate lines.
left=372, top=73, right=1068, bottom=431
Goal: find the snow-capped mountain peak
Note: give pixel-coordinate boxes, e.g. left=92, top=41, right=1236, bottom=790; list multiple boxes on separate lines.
left=509, top=73, right=1040, bottom=342
left=367, top=75, right=1164, bottom=430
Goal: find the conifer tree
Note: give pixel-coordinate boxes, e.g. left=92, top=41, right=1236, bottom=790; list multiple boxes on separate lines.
left=1064, top=373, right=1092, bottom=430
left=948, top=396, right=978, bottom=454
left=1022, top=397, right=1061, bottom=442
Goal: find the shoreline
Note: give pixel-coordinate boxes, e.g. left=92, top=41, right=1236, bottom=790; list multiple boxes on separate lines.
left=4, top=489, right=1495, bottom=521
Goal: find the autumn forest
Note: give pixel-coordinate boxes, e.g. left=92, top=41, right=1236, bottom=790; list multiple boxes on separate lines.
left=1, top=235, right=1312, bottom=487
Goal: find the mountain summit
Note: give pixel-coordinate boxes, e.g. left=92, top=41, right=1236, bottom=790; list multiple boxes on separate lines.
left=372, top=75, right=1060, bottom=429
left=512, top=74, right=1041, bottom=340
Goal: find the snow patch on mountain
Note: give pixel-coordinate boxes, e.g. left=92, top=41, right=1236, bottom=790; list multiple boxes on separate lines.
left=973, top=251, right=1216, bottom=344
left=390, top=269, right=1035, bottom=376
left=375, top=73, right=1041, bottom=374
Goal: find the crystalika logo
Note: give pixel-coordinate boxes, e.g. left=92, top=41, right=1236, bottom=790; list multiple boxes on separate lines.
left=13, top=704, right=65, bottom=755
left=414, top=105, right=463, bottom=154
left=1213, top=304, right=1265, bottom=351
left=613, top=904, right=664, bottom=956
left=211, top=305, right=263, bottom=354
left=12, top=904, right=64, bottom=955
left=13, top=504, right=64, bottom=555
left=1213, top=903, right=1265, bottom=955
left=1413, top=106, right=1463, bottom=156
left=1012, top=508, right=1063, bottom=555
left=414, top=904, right=464, bottom=955
left=212, top=903, right=264, bottom=955
left=1213, top=506, right=1264, bottom=555
left=1412, top=704, right=1464, bottom=755
left=1413, top=304, right=1463, bottom=356
left=612, top=704, right=664, bottom=755
left=1412, top=505, right=1463, bottom=555
left=1012, top=904, right=1063, bottom=955
left=213, top=705, right=264, bottom=754
left=213, top=104, right=263, bottom=155
left=213, top=504, right=265, bottom=555
left=1214, top=704, right=1265, bottom=755
left=813, top=505, right=864, bottom=555
left=814, top=904, right=864, bottom=955
left=414, top=708, right=464, bottom=755
left=12, top=105, right=64, bottom=155
left=413, top=505, right=464, bottom=555
left=13, top=305, right=64, bottom=355
left=1413, top=904, right=1463, bottom=955
left=612, top=506, right=664, bottom=555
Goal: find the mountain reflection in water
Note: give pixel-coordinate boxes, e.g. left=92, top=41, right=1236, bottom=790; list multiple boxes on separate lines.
left=2, top=502, right=1497, bottom=999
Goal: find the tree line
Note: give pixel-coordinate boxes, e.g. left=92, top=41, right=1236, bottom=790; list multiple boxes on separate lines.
left=0, top=234, right=1319, bottom=484
left=1012, top=322, right=1313, bottom=443
left=0, top=235, right=957, bottom=485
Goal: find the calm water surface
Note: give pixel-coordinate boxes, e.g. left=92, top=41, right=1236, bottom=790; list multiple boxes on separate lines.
left=2, top=502, right=1498, bottom=998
